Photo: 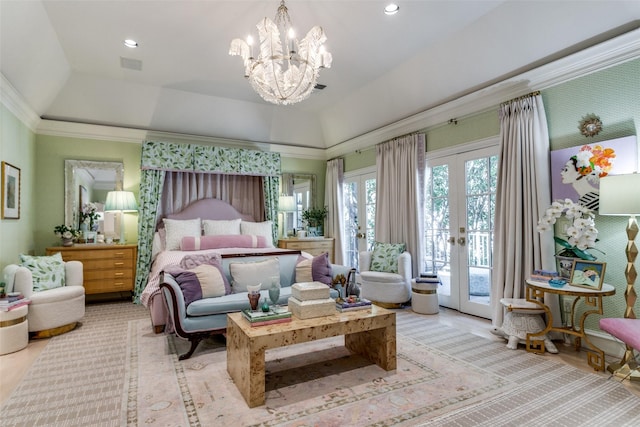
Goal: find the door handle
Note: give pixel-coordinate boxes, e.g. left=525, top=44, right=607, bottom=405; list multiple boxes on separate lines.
left=458, top=237, right=466, bottom=246
left=356, top=232, right=366, bottom=239
left=448, top=237, right=455, bottom=245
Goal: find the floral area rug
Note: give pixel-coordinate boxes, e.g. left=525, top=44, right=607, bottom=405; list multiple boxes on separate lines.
left=125, top=319, right=512, bottom=426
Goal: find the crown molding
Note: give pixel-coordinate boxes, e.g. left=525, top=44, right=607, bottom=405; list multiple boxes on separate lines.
left=326, top=27, right=640, bottom=160
left=36, top=119, right=327, bottom=160
left=0, top=73, right=41, bottom=132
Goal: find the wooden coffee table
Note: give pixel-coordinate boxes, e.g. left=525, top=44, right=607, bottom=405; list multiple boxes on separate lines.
left=226, top=305, right=396, bottom=407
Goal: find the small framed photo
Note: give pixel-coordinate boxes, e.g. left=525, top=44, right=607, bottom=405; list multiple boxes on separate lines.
left=1, top=161, right=20, bottom=219
left=570, top=260, right=606, bottom=290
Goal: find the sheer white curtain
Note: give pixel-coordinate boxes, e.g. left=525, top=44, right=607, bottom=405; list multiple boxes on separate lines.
left=325, top=159, right=345, bottom=264
left=492, top=93, right=558, bottom=328
left=375, top=133, right=426, bottom=277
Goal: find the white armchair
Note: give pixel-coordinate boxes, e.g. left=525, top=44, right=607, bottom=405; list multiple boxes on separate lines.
left=3, top=261, right=85, bottom=338
left=358, top=250, right=412, bottom=308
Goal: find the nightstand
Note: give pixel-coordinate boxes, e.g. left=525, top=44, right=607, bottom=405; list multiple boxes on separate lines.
left=277, top=237, right=335, bottom=262
left=46, top=244, right=137, bottom=295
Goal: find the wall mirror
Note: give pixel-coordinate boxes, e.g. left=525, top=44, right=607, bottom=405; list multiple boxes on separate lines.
left=65, top=160, right=124, bottom=229
left=281, top=173, right=316, bottom=232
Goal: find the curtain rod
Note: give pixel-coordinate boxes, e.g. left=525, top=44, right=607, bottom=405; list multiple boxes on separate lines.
left=501, top=90, right=541, bottom=106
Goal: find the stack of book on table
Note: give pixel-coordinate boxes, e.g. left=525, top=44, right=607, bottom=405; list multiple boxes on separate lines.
left=336, top=297, right=372, bottom=312
left=530, top=269, right=559, bottom=281
left=0, top=292, right=31, bottom=312
left=241, top=306, right=292, bottom=327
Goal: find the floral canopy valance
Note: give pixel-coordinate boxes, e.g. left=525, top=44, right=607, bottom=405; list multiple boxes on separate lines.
left=141, top=140, right=281, bottom=176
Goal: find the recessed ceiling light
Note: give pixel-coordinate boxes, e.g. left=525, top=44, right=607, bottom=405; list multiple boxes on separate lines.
left=384, top=3, right=400, bottom=15
left=124, top=39, right=138, bottom=48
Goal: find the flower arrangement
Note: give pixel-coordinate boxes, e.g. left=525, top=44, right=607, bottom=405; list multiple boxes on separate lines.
left=53, top=224, right=81, bottom=240
left=537, top=198, right=598, bottom=260
left=573, top=144, right=615, bottom=178
left=80, top=203, right=100, bottom=230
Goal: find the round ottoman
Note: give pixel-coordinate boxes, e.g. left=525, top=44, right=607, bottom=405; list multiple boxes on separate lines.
left=411, top=279, right=439, bottom=314
left=0, top=304, right=29, bottom=355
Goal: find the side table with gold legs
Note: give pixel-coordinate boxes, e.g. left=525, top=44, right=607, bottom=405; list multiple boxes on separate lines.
left=525, top=279, right=615, bottom=372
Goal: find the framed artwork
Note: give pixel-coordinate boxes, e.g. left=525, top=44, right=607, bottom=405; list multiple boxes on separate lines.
left=1, top=161, right=20, bottom=219
left=569, top=260, right=606, bottom=290
left=550, top=135, right=637, bottom=211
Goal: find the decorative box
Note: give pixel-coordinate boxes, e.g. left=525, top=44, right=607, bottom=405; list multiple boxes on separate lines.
left=288, top=296, right=336, bottom=319
left=291, top=282, right=330, bottom=301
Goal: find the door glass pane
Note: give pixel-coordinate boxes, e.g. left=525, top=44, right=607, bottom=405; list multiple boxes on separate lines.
left=343, top=181, right=359, bottom=269
left=465, top=155, right=497, bottom=305
left=424, top=164, right=451, bottom=297
left=365, top=178, right=376, bottom=251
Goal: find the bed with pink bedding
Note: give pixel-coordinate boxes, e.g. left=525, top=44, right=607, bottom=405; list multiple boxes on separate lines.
left=140, top=198, right=311, bottom=333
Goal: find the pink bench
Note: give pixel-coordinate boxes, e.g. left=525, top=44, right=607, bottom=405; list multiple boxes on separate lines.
left=599, top=318, right=640, bottom=351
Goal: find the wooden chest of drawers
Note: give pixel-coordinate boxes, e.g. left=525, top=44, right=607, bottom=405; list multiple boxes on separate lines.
left=277, top=238, right=335, bottom=263
left=46, top=244, right=137, bottom=295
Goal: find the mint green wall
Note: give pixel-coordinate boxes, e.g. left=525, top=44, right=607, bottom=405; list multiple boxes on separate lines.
left=281, top=157, right=326, bottom=207
left=0, top=105, right=36, bottom=271
left=424, top=110, right=500, bottom=151
left=34, top=135, right=141, bottom=255
left=543, top=58, right=640, bottom=328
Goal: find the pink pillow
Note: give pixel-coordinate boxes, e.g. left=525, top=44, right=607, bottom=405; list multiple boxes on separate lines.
left=180, top=234, right=267, bottom=251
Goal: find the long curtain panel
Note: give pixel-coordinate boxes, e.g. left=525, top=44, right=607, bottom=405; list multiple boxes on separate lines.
left=375, top=133, right=426, bottom=277
left=492, top=93, right=558, bottom=328
left=133, top=169, right=165, bottom=303
left=325, top=158, right=345, bottom=264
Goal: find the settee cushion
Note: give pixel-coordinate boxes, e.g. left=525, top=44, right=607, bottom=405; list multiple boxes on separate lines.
left=370, top=242, right=406, bottom=273
left=20, top=253, right=66, bottom=292
left=229, top=258, right=280, bottom=292
left=179, top=253, right=231, bottom=295
left=166, top=264, right=228, bottom=306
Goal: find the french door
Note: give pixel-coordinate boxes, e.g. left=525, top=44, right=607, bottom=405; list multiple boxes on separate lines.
left=343, top=168, right=376, bottom=271
left=424, top=144, right=498, bottom=318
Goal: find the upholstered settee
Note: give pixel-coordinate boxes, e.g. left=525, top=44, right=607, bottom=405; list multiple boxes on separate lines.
left=160, top=250, right=346, bottom=359
left=3, top=259, right=85, bottom=337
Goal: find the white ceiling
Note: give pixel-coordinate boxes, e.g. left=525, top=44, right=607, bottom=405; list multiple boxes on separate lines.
left=1, top=1, right=639, bottom=152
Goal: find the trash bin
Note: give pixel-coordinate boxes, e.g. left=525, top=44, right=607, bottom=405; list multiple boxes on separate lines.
left=411, top=276, right=439, bottom=315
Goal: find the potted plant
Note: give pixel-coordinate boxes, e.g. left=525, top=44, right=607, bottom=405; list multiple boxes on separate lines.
left=537, top=198, right=602, bottom=277
left=301, top=206, right=328, bottom=236
left=54, top=224, right=81, bottom=247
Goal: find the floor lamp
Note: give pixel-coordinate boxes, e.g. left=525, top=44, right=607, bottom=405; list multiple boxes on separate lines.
left=599, top=172, right=640, bottom=381
left=105, top=191, right=139, bottom=244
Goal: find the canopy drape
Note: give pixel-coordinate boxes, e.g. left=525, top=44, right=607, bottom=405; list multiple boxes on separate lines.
left=133, top=141, right=280, bottom=303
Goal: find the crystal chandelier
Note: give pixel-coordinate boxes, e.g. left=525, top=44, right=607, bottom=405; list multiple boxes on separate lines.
left=229, top=0, right=332, bottom=105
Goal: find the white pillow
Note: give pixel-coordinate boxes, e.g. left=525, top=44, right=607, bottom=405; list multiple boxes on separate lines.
left=203, top=218, right=241, bottom=236
left=240, top=220, right=274, bottom=247
left=162, top=218, right=201, bottom=251
left=229, top=258, right=280, bottom=293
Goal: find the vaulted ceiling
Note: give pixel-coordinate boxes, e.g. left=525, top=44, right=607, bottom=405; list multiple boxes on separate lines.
left=2, top=1, right=639, bottom=152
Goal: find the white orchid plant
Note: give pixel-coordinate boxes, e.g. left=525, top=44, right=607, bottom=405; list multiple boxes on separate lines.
left=537, top=198, right=599, bottom=261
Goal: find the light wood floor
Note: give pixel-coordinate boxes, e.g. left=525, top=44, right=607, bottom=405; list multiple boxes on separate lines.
left=1, top=305, right=639, bottom=405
